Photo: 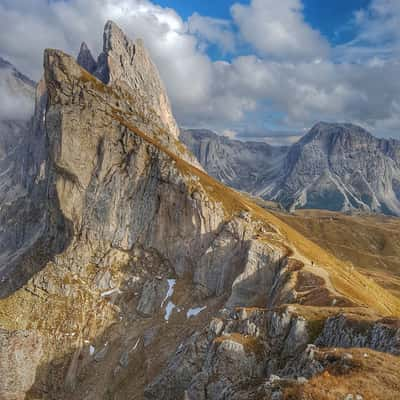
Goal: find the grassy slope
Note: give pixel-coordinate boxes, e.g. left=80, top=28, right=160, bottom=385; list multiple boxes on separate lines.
left=112, top=108, right=400, bottom=316
left=278, top=210, right=400, bottom=297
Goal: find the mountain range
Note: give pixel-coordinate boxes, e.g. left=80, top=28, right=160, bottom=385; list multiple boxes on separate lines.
left=182, top=123, right=400, bottom=216
left=0, top=21, right=400, bottom=400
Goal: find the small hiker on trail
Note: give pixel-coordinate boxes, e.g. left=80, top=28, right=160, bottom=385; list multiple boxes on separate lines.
left=311, top=261, right=314, bottom=267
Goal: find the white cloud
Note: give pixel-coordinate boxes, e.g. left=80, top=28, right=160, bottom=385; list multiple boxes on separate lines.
left=0, top=84, right=34, bottom=121
left=335, top=0, right=400, bottom=63
left=0, top=68, right=34, bottom=120
left=0, top=0, right=215, bottom=125
left=231, top=0, right=330, bottom=61
left=1, top=0, right=400, bottom=139
left=222, top=129, right=237, bottom=139
left=354, top=0, right=400, bottom=45
left=188, top=13, right=235, bottom=53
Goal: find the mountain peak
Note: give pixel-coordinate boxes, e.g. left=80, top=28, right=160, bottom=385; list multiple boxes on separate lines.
left=93, top=20, right=180, bottom=138
left=0, top=56, right=36, bottom=88
left=0, top=56, right=13, bottom=69
left=310, top=121, right=371, bottom=136
left=77, top=42, right=97, bottom=74
left=302, top=121, right=373, bottom=144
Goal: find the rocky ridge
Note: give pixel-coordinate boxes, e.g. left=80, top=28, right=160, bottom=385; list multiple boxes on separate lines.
left=181, top=129, right=287, bottom=193
left=182, top=124, right=400, bottom=216
left=0, top=22, right=400, bottom=400
left=79, top=21, right=180, bottom=141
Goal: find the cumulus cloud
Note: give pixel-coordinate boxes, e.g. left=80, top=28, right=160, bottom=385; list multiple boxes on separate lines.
left=0, top=85, right=34, bottom=121
left=1, top=0, right=400, bottom=139
left=354, top=0, right=400, bottom=46
left=335, top=0, right=400, bottom=63
left=188, top=13, right=236, bottom=53
left=0, top=69, right=34, bottom=120
left=231, top=0, right=330, bottom=61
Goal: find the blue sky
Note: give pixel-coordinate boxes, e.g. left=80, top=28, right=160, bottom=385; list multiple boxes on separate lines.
left=155, top=0, right=244, bottom=20
left=155, top=0, right=371, bottom=55
left=2, top=0, right=400, bottom=143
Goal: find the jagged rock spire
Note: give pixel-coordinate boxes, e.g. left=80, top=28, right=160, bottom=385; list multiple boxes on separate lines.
left=94, top=20, right=180, bottom=139
left=77, top=42, right=97, bottom=74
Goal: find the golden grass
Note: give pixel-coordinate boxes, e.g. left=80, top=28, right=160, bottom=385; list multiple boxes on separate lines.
left=284, top=348, right=400, bottom=400
left=258, top=209, right=400, bottom=316
left=278, top=210, right=400, bottom=297
left=280, top=210, right=400, bottom=271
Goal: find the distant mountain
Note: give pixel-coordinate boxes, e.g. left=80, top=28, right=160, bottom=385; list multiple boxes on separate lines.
left=181, top=129, right=288, bottom=193
left=182, top=123, right=400, bottom=216
left=0, top=57, right=48, bottom=287
left=0, top=57, right=35, bottom=89
left=0, top=55, right=36, bottom=206
left=0, top=56, right=35, bottom=179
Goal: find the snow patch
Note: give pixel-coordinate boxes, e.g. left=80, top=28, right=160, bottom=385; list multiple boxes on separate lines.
left=161, top=279, right=176, bottom=307
left=164, top=301, right=176, bottom=321
left=186, top=306, right=207, bottom=318
left=89, top=345, right=95, bottom=356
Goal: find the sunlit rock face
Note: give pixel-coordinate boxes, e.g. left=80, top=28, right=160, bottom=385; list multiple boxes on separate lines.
left=92, top=20, right=180, bottom=140
left=0, top=21, right=287, bottom=399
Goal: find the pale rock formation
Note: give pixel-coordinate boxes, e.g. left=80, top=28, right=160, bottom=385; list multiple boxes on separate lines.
left=181, top=129, right=288, bottom=193
left=95, top=21, right=180, bottom=139
left=0, top=23, right=287, bottom=398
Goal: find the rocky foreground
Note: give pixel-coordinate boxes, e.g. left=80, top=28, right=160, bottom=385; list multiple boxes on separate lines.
left=0, top=21, right=400, bottom=400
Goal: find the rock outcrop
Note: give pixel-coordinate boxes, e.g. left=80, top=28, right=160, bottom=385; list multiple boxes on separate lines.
left=77, top=42, right=97, bottom=74
left=93, top=20, right=180, bottom=139
left=0, top=329, right=43, bottom=400
left=0, top=23, right=287, bottom=398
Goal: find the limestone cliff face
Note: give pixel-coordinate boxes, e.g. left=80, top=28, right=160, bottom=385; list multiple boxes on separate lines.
left=77, top=21, right=199, bottom=168
left=76, top=42, right=97, bottom=74
left=265, top=122, right=400, bottom=215
left=43, top=47, right=256, bottom=294
left=0, top=23, right=288, bottom=398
